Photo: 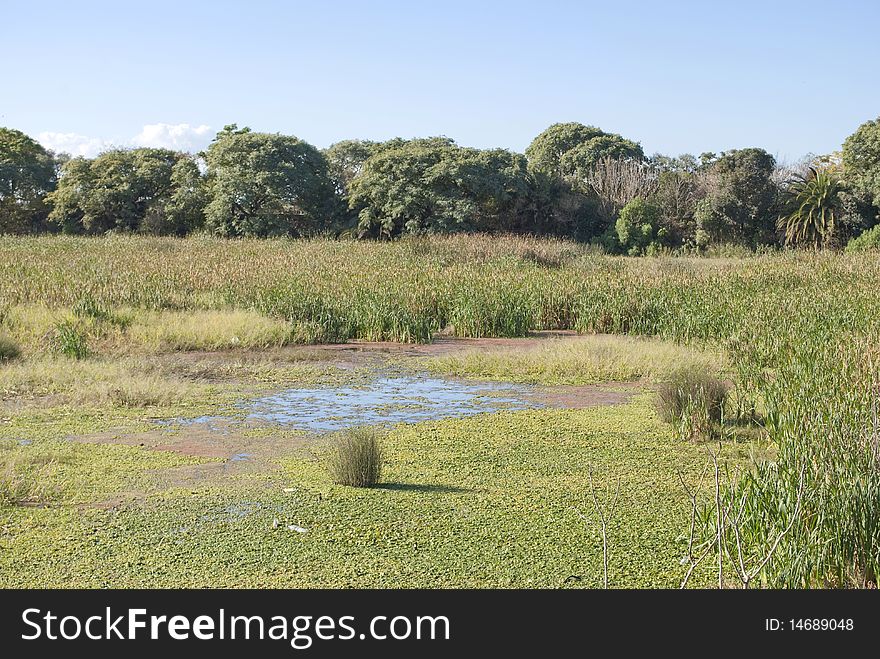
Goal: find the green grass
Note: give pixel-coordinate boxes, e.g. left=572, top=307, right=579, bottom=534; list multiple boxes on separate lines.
left=328, top=426, right=384, bottom=487
left=0, top=395, right=724, bottom=588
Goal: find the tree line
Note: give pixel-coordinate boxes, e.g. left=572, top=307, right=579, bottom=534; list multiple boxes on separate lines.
left=2, top=118, right=880, bottom=252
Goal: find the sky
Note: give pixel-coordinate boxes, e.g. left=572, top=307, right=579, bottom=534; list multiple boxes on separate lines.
left=2, top=0, right=878, bottom=163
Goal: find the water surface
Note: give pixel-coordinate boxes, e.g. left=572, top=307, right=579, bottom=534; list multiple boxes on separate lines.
left=245, top=376, right=540, bottom=432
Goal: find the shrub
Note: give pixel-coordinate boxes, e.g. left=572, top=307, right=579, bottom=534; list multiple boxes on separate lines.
left=846, top=224, right=880, bottom=252
left=328, top=426, right=384, bottom=487
left=657, top=368, right=729, bottom=430
left=615, top=198, right=667, bottom=255
left=50, top=320, right=90, bottom=359
left=0, top=334, right=21, bottom=361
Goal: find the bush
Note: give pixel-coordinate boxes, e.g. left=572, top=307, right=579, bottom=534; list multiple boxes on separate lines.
left=0, top=335, right=21, bottom=361
left=615, top=198, right=667, bottom=255
left=328, top=426, right=384, bottom=487
left=846, top=224, right=880, bottom=252
left=50, top=321, right=90, bottom=359
left=657, top=368, right=729, bottom=430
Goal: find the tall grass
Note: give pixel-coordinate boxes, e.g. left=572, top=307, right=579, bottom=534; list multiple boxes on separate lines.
left=702, top=338, right=880, bottom=587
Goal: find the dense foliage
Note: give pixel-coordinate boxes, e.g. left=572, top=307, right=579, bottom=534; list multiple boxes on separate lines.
left=694, top=148, right=779, bottom=247
left=348, top=138, right=530, bottom=237
left=3, top=117, right=880, bottom=249
left=842, top=117, right=880, bottom=211
left=47, top=148, right=204, bottom=235
left=0, top=128, right=57, bottom=234
left=203, top=125, right=340, bottom=237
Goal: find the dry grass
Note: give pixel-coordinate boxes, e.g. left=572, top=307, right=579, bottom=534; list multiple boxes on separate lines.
left=127, top=309, right=292, bottom=351
left=425, top=334, right=725, bottom=385
left=0, top=357, right=200, bottom=408
left=656, top=368, right=730, bottom=424
left=0, top=444, right=59, bottom=507
left=1, top=305, right=293, bottom=355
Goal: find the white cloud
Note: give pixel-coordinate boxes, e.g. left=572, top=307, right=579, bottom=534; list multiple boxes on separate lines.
left=130, top=123, right=213, bottom=152
left=37, top=132, right=114, bottom=158
left=37, top=123, right=214, bottom=158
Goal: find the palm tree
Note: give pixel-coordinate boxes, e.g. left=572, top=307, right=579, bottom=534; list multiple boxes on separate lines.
left=778, top=166, right=843, bottom=249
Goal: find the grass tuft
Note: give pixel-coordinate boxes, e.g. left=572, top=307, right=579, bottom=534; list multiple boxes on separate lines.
left=656, top=368, right=729, bottom=440
left=328, top=426, right=384, bottom=487
left=49, top=320, right=90, bottom=359
left=0, top=447, right=59, bottom=507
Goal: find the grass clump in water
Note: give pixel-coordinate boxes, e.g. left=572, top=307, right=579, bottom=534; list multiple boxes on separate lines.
left=328, top=426, right=384, bottom=487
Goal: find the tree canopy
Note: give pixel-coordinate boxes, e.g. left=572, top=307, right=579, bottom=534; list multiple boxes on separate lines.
left=525, top=122, right=644, bottom=178
left=203, top=125, right=340, bottom=237
left=0, top=127, right=57, bottom=233
left=348, top=138, right=530, bottom=238
left=48, top=148, right=203, bottom=235
left=842, top=116, right=880, bottom=211
left=4, top=116, right=880, bottom=251
left=694, top=148, right=778, bottom=246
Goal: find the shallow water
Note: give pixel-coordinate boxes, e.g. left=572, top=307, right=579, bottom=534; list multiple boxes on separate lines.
left=246, top=375, right=541, bottom=432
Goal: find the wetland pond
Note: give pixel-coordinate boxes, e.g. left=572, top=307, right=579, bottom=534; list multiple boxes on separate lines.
left=166, top=375, right=544, bottom=433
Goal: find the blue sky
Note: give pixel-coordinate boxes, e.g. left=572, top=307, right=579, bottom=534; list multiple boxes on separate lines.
left=2, top=0, right=878, bottom=162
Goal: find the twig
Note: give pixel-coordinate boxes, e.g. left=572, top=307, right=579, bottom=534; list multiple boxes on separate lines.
left=573, top=467, right=621, bottom=589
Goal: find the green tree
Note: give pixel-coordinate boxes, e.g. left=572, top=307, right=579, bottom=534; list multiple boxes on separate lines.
left=559, top=134, right=644, bottom=179
left=525, top=123, right=606, bottom=176
left=323, top=139, right=380, bottom=195
left=842, top=116, right=880, bottom=212
left=142, top=156, right=208, bottom=235
left=525, top=122, right=643, bottom=178
left=778, top=166, right=843, bottom=249
left=204, top=125, right=340, bottom=237
left=0, top=127, right=57, bottom=233
left=48, top=148, right=197, bottom=234
left=523, top=123, right=644, bottom=241
left=693, top=148, right=779, bottom=247
left=614, top=197, right=667, bottom=255
left=348, top=138, right=530, bottom=238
